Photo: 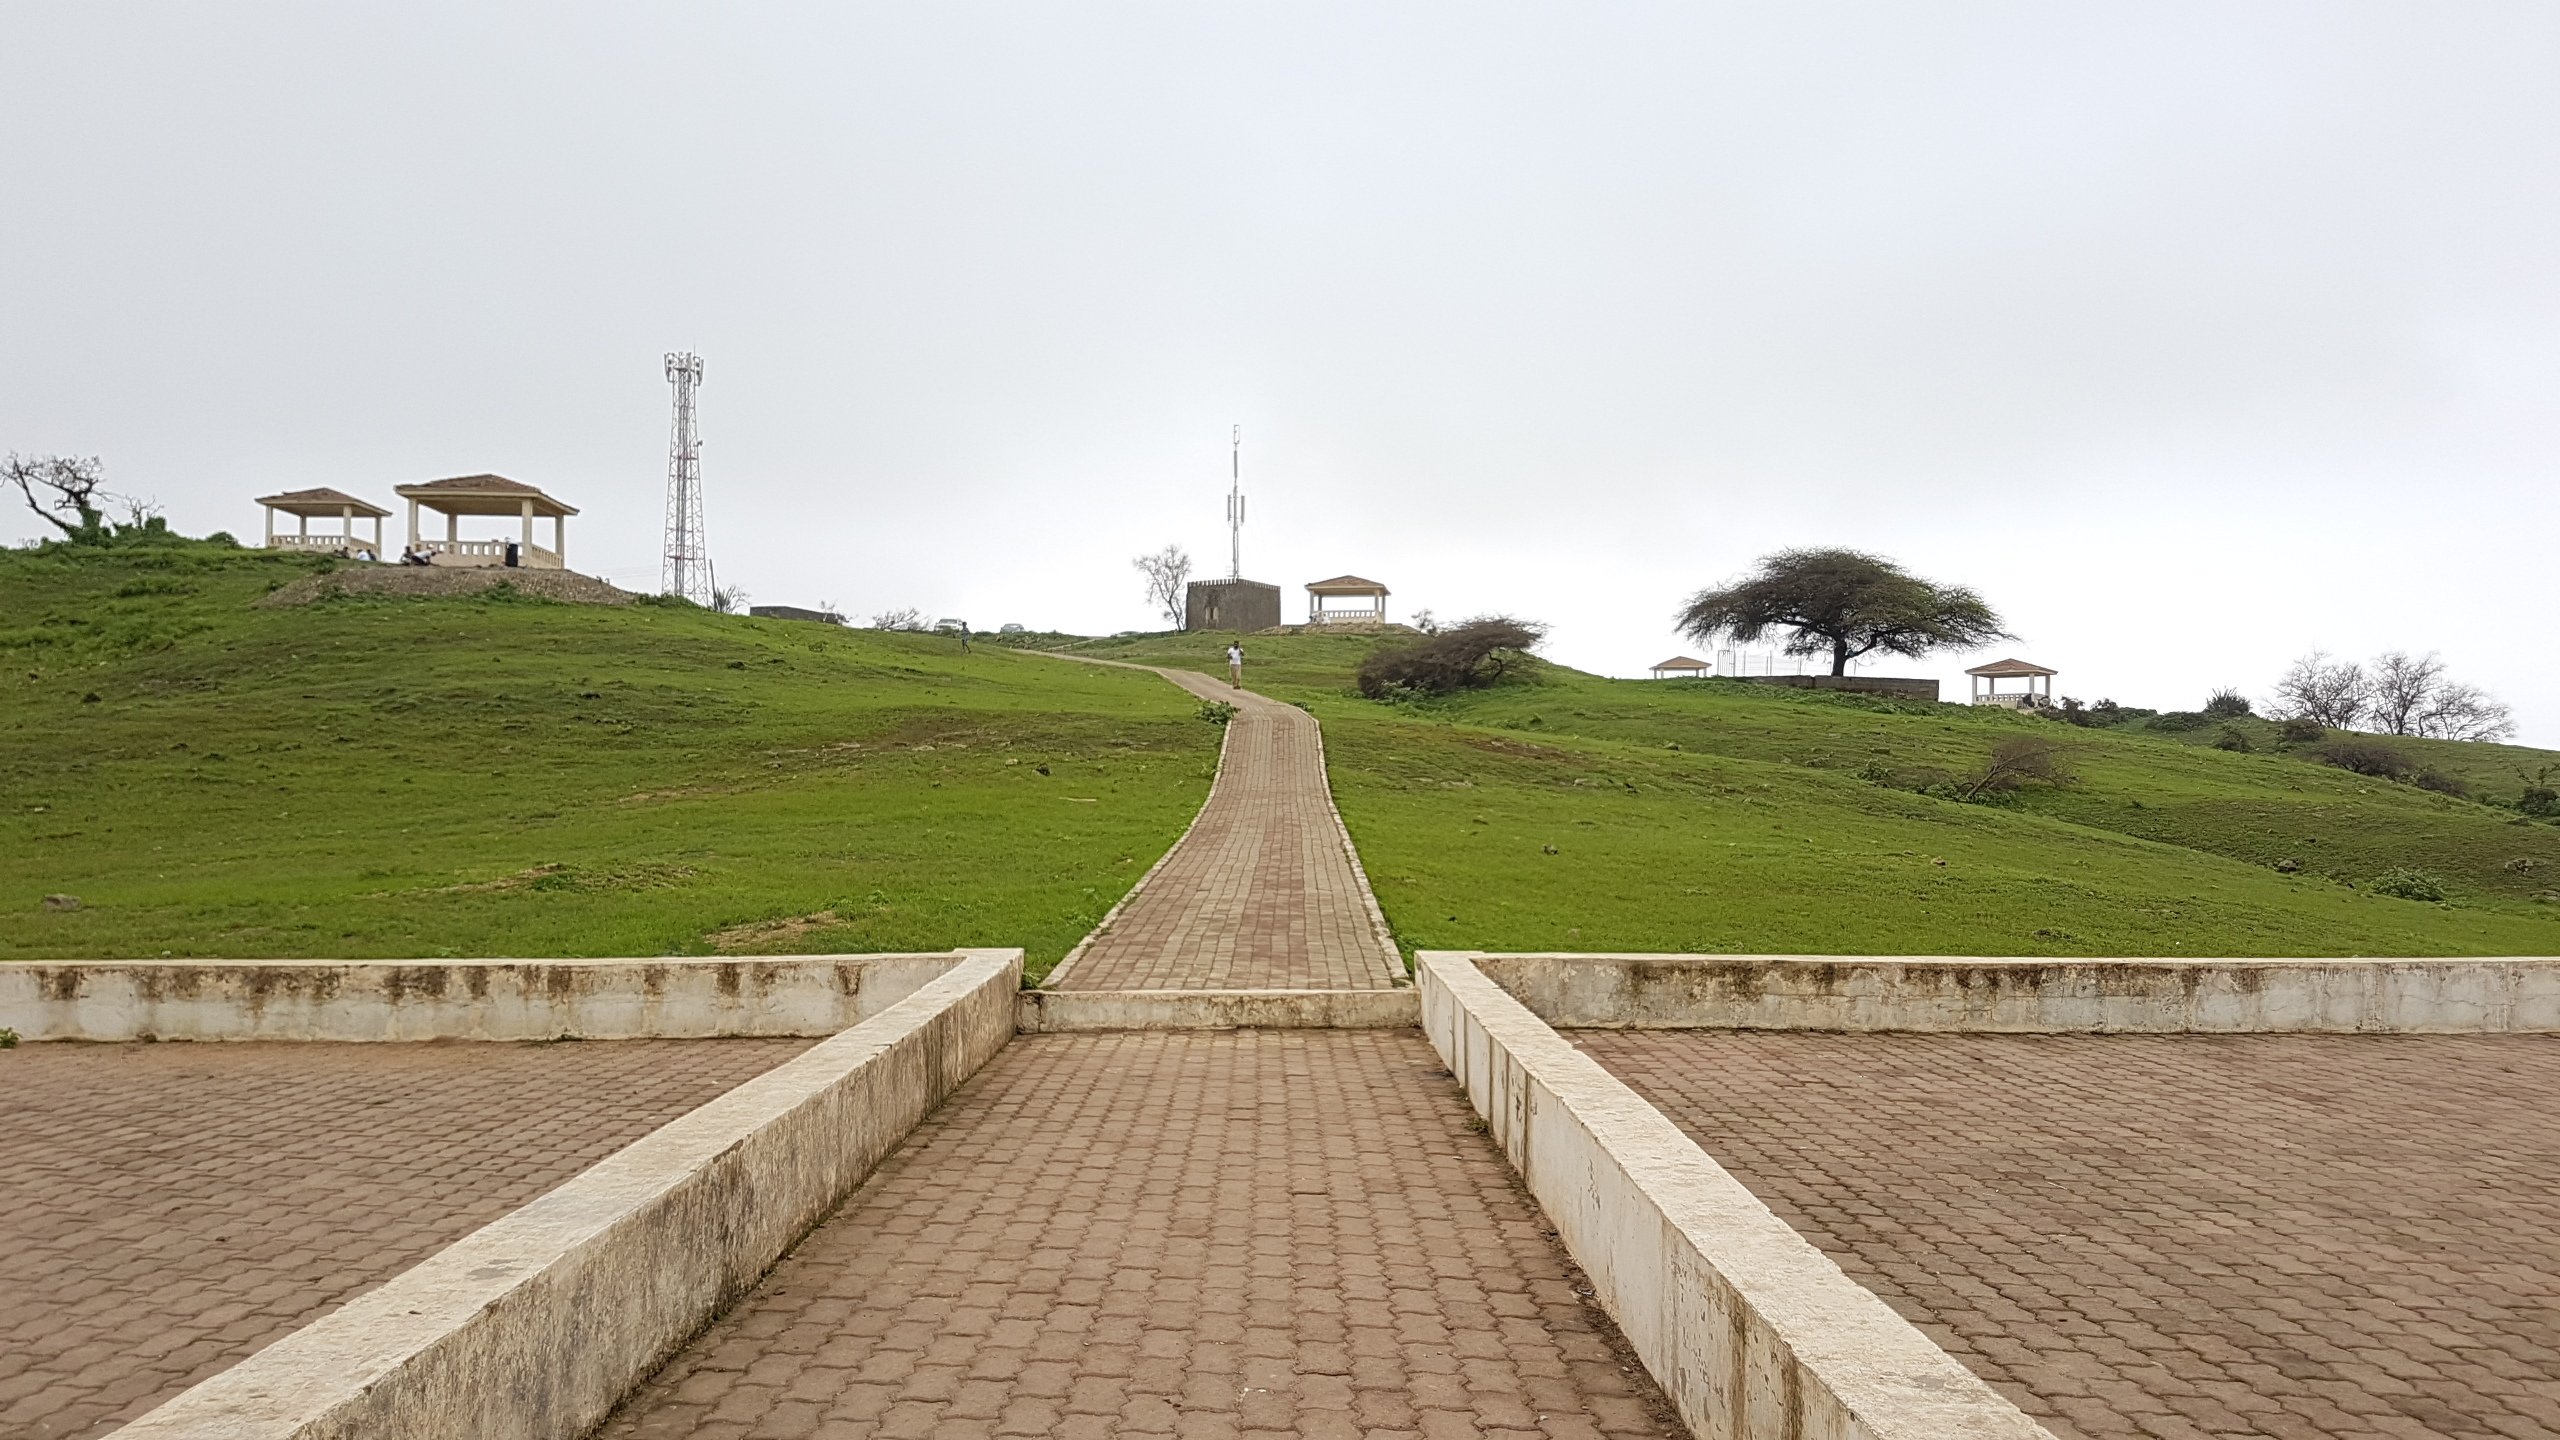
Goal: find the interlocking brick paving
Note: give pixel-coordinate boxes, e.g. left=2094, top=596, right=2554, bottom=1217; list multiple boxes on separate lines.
left=1578, top=1030, right=2560, bottom=1440
left=1054, top=667, right=1400, bottom=992
left=597, top=1031, right=1678, bottom=1440
left=0, top=1037, right=812, bottom=1440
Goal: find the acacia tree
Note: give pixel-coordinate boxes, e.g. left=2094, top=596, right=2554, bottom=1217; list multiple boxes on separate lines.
left=1132, top=544, right=1192, bottom=629
left=1674, top=548, right=2008, bottom=676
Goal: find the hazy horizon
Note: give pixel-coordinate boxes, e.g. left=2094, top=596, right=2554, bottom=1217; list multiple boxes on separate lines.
left=8, top=4, right=2555, bottom=740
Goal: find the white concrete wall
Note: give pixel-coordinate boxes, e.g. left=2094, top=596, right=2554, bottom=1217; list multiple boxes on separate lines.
left=0, top=954, right=958, bottom=1041
left=1419, top=951, right=2055, bottom=1440
left=115, top=948, right=1022, bottom=1440
left=1468, top=953, right=2560, bottom=1032
left=1017, top=987, right=1419, bottom=1032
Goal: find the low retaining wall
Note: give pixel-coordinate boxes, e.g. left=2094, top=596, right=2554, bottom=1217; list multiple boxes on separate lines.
left=1736, top=674, right=1940, bottom=701
left=1017, top=987, right=1419, bottom=1032
left=1418, top=951, right=2052, bottom=1440
left=115, top=948, right=1022, bottom=1440
left=0, top=954, right=960, bottom=1042
left=1468, top=952, right=2560, bottom=1032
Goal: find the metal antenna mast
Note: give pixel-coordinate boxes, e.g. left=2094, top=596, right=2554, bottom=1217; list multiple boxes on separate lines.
left=661, top=352, right=711, bottom=605
left=1224, top=424, right=1244, bottom=581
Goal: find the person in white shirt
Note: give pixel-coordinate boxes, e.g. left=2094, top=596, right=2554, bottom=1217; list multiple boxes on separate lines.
left=1226, top=641, right=1244, bottom=687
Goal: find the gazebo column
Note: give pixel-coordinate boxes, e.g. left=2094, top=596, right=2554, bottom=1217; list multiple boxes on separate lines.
left=553, top=514, right=566, bottom=564
left=297, top=513, right=309, bottom=537
left=520, top=497, right=534, bottom=549
left=263, top=506, right=276, bottom=546
left=445, top=509, right=458, bottom=545
left=340, top=506, right=354, bottom=541
left=407, top=500, right=420, bottom=550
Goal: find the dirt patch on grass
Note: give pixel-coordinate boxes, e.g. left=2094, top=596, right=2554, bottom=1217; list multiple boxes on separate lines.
left=705, top=910, right=847, bottom=952
left=432, top=862, right=698, bottom=895
left=1457, top=734, right=1577, bottom=762
left=257, top=567, right=635, bottom=608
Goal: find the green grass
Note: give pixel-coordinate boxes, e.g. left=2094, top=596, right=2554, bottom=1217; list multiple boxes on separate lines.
left=2, top=545, right=1217, bottom=977
left=13, top=547, right=2560, bottom=970
left=1074, top=632, right=2560, bottom=959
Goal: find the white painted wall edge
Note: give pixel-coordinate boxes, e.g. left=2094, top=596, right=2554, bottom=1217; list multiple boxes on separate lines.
left=1418, top=950, right=2056, bottom=1440
left=1464, top=952, right=2560, bottom=1032
left=113, top=948, right=1022, bottom=1440
left=1017, top=987, right=1418, bottom=1032
left=0, top=953, right=959, bottom=1041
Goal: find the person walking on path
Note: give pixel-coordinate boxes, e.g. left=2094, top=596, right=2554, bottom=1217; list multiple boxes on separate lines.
left=1226, top=641, right=1244, bottom=686
left=958, top=620, right=971, bottom=654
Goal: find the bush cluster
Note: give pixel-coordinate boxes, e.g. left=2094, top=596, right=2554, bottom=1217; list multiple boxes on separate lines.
left=2369, top=868, right=2448, bottom=903
left=2308, top=736, right=2416, bottom=780
left=1355, top=617, right=1546, bottom=699
left=2047, top=697, right=2156, bottom=728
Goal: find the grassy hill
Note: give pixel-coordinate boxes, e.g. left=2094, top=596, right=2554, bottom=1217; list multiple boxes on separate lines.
left=2, top=544, right=1217, bottom=975
left=12, top=545, right=2558, bottom=969
left=1069, top=632, right=2560, bottom=959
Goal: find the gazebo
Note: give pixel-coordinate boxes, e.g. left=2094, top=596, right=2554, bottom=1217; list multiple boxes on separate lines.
left=1305, top=575, right=1389, bottom=626
left=256, top=488, right=390, bottom=560
left=1966, top=657, right=2057, bottom=709
left=1649, top=655, right=1711, bottom=680
left=391, top=475, right=577, bottom=569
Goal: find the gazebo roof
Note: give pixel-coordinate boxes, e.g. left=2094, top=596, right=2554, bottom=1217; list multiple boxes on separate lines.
left=1305, top=574, right=1388, bottom=595
left=392, top=474, right=579, bottom=518
left=1965, top=657, right=2057, bottom=678
left=1651, top=655, right=1710, bottom=671
left=255, top=487, right=391, bottom=518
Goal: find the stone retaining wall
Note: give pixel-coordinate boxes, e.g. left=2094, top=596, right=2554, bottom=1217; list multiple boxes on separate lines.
left=113, top=948, right=1022, bottom=1440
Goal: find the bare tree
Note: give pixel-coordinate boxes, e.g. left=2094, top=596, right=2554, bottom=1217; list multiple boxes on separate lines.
left=870, top=607, right=927, bottom=631
left=709, top=583, right=749, bottom=614
left=1133, top=544, right=1192, bottom=630
left=7, top=453, right=113, bottom=543
left=2287, top=649, right=2515, bottom=742
left=2270, top=651, right=2369, bottom=729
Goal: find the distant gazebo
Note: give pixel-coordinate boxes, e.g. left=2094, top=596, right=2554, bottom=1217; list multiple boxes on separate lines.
left=257, top=488, right=390, bottom=560
left=1967, top=657, right=2057, bottom=708
left=392, top=475, right=577, bottom=569
left=1305, top=575, right=1389, bottom=626
left=1650, top=655, right=1711, bottom=680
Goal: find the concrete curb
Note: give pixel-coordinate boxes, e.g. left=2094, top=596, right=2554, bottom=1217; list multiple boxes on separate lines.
left=1016, top=987, right=1420, bottom=1032
left=0, top=954, right=960, bottom=1042
left=1418, top=951, right=2055, bottom=1440
left=114, top=948, right=1023, bottom=1440
left=1462, top=952, right=2560, bottom=1032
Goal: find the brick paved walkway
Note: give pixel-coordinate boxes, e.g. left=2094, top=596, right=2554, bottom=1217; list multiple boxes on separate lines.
left=1052, top=666, right=1400, bottom=991
left=596, top=1031, right=1677, bottom=1440
left=0, top=1038, right=811, bottom=1440
left=1580, top=1030, right=2560, bottom=1440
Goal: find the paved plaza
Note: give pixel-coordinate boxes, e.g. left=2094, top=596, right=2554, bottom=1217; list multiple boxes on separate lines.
left=1053, top=666, right=1401, bottom=992
left=0, top=1037, right=812, bottom=1439
left=597, top=1030, right=1676, bottom=1440
left=1580, top=1030, right=2560, bottom=1440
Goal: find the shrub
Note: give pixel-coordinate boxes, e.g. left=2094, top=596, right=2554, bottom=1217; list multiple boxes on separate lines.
left=2276, top=717, right=2324, bottom=744
left=1356, top=617, right=1546, bottom=699
left=2211, top=727, right=2253, bottom=753
left=1957, top=737, right=2077, bottom=802
left=2149, top=710, right=2212, bottom=733
left=1195, top=700, right=1238, bottom=727
left=2521, top=787, right=2560, bottom=818
left=2414, top=769, right=2469, bottom=798
left=2309, top=736, right=2416, bottom=780
left=2203, top=688, right=2254, bottom=719
left=2369, top=868, right=2447, bottom=903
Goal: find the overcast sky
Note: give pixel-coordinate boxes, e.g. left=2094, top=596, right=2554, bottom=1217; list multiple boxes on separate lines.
left=8, top=4, right=2556, bottom=740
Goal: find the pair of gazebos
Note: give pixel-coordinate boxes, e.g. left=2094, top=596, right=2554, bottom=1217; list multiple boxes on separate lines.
left=1646, top=652, right=2058, bottom=705
left=254, top=475, right=577, bottom=570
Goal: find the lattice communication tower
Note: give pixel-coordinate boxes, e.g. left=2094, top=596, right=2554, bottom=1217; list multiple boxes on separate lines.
left=660, top=352, right=711, bottom=605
